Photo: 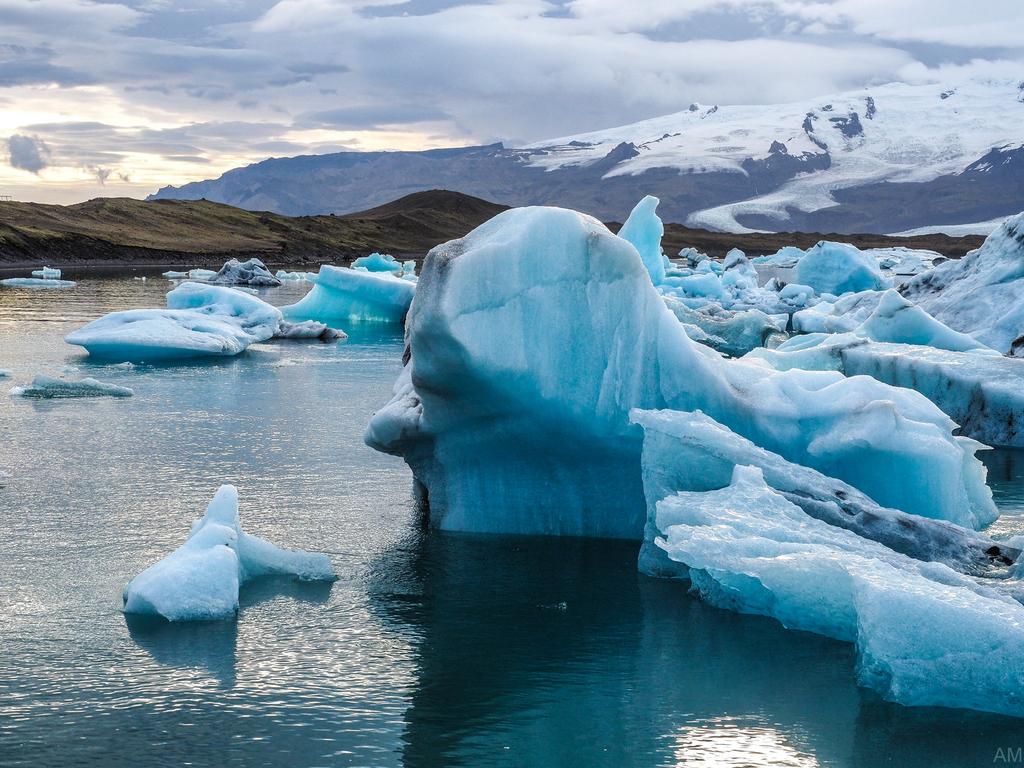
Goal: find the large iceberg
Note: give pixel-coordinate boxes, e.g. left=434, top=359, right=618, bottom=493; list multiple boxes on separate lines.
left=283, top=265, right=415, bottom=324
left=10, top=374, right=133, bottom=399
left=794, top=241, right=891, bottom=296
left=366, top=205, right=994, bottom=538
left=902, top=212, right=1024, bottom=355
left=650, top=462, right=1024, bottom=718
left=66, top=282, right=282, bottom=362
left=123, top=485, right=335, bottom=621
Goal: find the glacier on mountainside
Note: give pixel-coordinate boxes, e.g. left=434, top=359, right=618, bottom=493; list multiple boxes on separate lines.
left=902, top=212, right=1024, bottom=356
left=283, top=265, right=415, bottom=324
left=66, top=282, right=283, bottom=362
left=365, top=205, right=994, bottom=537
left=648, top=459, right=1024, bottom=718
left=123, top=485, right=335, bottom=622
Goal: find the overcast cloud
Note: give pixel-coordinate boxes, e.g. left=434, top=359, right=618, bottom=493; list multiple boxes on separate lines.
left=0, top=0, right=1021, bottom=202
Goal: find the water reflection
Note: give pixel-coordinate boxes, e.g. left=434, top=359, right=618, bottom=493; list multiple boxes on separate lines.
left=126, top=615, right=239, bottom=689
left=673, top=717, right=819, bottom=767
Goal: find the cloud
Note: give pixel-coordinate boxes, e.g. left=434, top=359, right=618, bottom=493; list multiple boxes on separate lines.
left=0, top=0, right=1021, bottom=202
left=6, top=134, right=50, bottom=173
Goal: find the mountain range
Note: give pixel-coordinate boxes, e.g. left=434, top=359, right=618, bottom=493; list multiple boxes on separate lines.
left=150, top=79, right=1024, bottom=235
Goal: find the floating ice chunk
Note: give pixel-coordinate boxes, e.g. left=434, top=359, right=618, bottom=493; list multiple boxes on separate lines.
left=123, top=485, right=335, bottom=622
left=672, top=272, right=728, bottom=303
left=0, top=369, right=10, bottom=378
left=1, top=277, right=76, bottom=288
left=752, top=246, right=804, bottom=267
left=31, top=266, right=61, bottom=278
left=902, top=212, right=1024, bottom=355
left=188, top=268, right=217, bottom=280
left=366, top=205, right=994, bottom=537
left=870, top=247, right=941, bottom=279
left=653, top=464, right=1024, bottom=718
left=10, top=374, right=133, bottom=398
left=275, top=320, right=347, bottom=341
left=792, top=290, right=884, bottom=334
left=778, top=282, right=814, bottom=304
left=162, top=270, right=188, bottom=279
left=677, top=247, right=708, bottom=268
left=66, top=282, right=283, bottom=362
left=210, top=258, right=281, bottom=287
left=858, top=290, right=993, bottom=352
left=352, top=252, right=403, bottom=273
left=795, top=241, right=891, bottom=295
left=275, top=269, right=312, bottom=281
left=618, top=195, right=665, bottom=285
left=283, top=265, right=415, bottom=324
left=663, top=296, right=785, bottom=357
left=631, top=408, right=1014, bottom=578
left=402, top=260, right=416, bottom=276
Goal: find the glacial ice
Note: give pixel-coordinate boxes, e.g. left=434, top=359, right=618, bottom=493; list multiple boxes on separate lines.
left=211, top=258, right=282, bottom=287
left=652, top=463, right=1024, bottom=718
left=746, top=293, right=1024, bottom=448
left=631, top=408, right=1014, bottom=578
left=0, top=369, right=10, bottom=378
left=752, top=246, right=804, bottom=267
left=31, top=266, right=61, bottom=279
left=794, top=241, right=891, bottom=295
left=618, top=195, right=666, bottom=285
left=123, top=485, right=335, bottom=621
left=162, top=270, right=188, bottom=279
left=352, top=252, right=404, bottom=273
left=275, top=269, right=313, bottom=281
left=663, top=296, right=786, bottom=357
left=10, top=374, right=134, bottom=399
left=66, top=282, right=282, bottom=361
left=792, top=290, right=883, bottom=334
left=283, top=265, right=415, bottom=324
left=366, top=205, right=994, bottom=537
left=275, top=320, right=347, bottom=341
left=902, top=212, right=1024, bottom=356
left=188, top=268, right=217, bottom=280
left=1, top=277, right=76, bottom=288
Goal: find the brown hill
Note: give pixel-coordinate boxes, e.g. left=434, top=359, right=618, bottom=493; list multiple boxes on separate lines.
left=0, top=189, right=984, bottom=268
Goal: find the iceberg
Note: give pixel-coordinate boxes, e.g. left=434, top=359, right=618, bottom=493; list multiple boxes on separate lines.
left=10, top=374, right=134, bottom=399
left=902, top=212, right=1024, bottom=355
left=31, top=266, right=61, bottom=279
left=752, top=246, right=804, bottom=268
left=1, top=277, right=76, bottom=288
left=663, top=296, right=786, bottom=357
left=366, top=205, right=994, bottom=538
left=275, top=269, right=313, bottom=281
left=188, top=268, right=217, bottom=280
left=275, top=320, right=347, bottom=341
left=631, top=408, right=1014, bottom=578
left=792, top=290, right=884, bottom=334
left=651, top=463, right=1024, bottom=718
left=351, top=252, right=404, bottom=273
left=794, top=241, right=891, bottom=296
left=283, top=265, right=415, bottom=325
left=210, top=258, right=282, bottom=287
left=123, top=485, right=335, bottom=622
left=162, top=270, right=189, bottom=279
left=746, top=294, right=1024, bottom=448
left=66, top=282, right=283, bottom=362
left=618, top=195, right=665, bottom=285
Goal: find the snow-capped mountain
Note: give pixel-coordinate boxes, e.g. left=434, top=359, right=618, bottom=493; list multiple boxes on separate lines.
left=151, top=78, right=1024, bottom=234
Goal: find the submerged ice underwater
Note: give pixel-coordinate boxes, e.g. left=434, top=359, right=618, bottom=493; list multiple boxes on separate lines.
left=4, top=197, right=1024, bottom=766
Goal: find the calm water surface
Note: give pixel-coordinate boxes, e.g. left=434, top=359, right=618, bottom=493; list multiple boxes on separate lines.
left=1, top=272, right=1023, bottom=768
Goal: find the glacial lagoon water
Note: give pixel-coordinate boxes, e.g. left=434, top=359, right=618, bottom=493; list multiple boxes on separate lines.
left=1, top=272, right=1024, bottom=768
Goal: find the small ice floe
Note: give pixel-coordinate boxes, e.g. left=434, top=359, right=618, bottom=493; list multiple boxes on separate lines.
left=162, top=270, right=188, bottom=279
left=0, top=369, right=11, bottom=378
left=123, top=485, right=336, bottom=621
left=275, top=269, right=310, bottom=281
left=275, top=320, right=347, bottom=342
left=31, top=266, right=61, bottom=279
left=210, top=258, right=282, bottom=287
left=11, top=374, right=134, bottom=398
left=1, top=278, right=76, bottom=288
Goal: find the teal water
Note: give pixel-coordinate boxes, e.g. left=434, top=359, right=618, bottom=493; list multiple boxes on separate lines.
left=1, top=274, right=1023, bottom=768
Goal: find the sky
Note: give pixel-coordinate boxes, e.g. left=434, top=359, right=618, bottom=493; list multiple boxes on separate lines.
left=0, top=0, right=1021, bottom=204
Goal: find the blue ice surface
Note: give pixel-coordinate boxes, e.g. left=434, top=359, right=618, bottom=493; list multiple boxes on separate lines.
left=283, top=265, right=415, bottom=324
left=795, top=241, right=891, bottom=295
left=366, top=204, right=995, bottom=537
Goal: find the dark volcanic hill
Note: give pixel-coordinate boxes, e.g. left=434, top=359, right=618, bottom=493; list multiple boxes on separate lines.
left=0, top=189, right=984, bottom=269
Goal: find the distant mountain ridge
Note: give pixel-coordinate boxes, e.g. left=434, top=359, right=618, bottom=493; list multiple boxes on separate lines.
left=150, top=79, right=1024, bottom=234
